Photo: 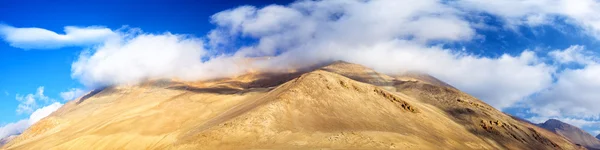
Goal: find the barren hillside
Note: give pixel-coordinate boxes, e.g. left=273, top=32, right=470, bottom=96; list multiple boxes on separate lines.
left=2, top=62, right=581, bottom=150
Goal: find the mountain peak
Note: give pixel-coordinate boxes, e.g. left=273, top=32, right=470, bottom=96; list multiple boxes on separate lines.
left=538, top=119, right=600, bottom=149
left=542, top=119, right=570, bottom=128
left=319, top=61, right=395, bottom=86
left=4, top=61, right=582, bottom=150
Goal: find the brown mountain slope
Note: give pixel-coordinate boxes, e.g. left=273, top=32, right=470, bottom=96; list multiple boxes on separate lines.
left=321, top=62, right=580, bottom=149
left=392, top=79, right=578, bottom=149
left=2, top=62, right=581, bottom=150
left=539, top=119, right=600, bottom=149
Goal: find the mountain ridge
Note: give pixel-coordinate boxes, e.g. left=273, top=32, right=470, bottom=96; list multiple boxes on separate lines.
left=2, top=61, right=582, bottom=149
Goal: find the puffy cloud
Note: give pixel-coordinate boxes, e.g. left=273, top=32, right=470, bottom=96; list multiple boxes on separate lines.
left=205, top=0, right=552, bottom=109
left=68, top=0, right=553, bottom=110
left=0, top=24, right=116, bottom=50
left=530, top=64, right=600, bottom=118
left=0, top=120, right=27, bottom=141
left=15, top=87, right=52, bottom=114
left=59, top=88, right=86, bottom=101
left=28, top=102, right=63, bottom=124
left=71, top=33, right=246, bottom=87
left=519, top=46, right=600, bottom=134
left=0, top=102, right=62, bottom=139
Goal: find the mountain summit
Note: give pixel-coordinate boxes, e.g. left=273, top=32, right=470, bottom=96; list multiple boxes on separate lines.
left=2, top=62, right=581, bottom=149
left=538, top=119, right=600, bottom=149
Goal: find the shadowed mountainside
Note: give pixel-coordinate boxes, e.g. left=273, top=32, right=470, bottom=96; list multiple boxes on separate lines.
left=538, top=119, right=600, bottom=149
left=2, top=61, right=582, bottom=150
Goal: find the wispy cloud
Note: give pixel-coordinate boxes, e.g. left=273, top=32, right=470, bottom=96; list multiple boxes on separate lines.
left=59, top=88, right=86, bottom=101
left=15, top=87, right=53, bottom=114
left=453, top=0, right=600, bottom=38
left=0, top=24, right=116, bottom=50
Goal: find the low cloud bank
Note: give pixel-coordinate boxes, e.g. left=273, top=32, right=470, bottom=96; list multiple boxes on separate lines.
left=0, top=103, right=63, bottom=139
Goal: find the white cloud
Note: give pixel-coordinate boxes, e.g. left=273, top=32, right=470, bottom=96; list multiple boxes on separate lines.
left=205, top=0, right=552, bottom=109
left=0, top=120, right=27, bottom=141
left=15, top=87, right=52, bottom=114
left=549, top=45, right=598, bottom=65
left=453, top=0, right=600, bottom=38
left=0, top=24, right=116, bottom=50
left=67, top=0, right=554, bottom=111
left=0, top=102, right=62, bottom=139
left=59, top=88, right=86, bottom=101
left=28, top=102, right=62, bottom=124
left=529, top=116, right=600, bottom=128
left=519, top=46, right=600, bottom=135
left=71, top=33, right=230, bottom=87
left=530, top=63, right=600, bottom=118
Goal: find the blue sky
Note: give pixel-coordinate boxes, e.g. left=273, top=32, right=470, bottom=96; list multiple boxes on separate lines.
left=0, top=0, right=293, bottom=123
left=1, top=0, right=600, bottom=137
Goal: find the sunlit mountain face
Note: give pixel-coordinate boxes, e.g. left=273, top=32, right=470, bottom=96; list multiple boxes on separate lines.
left=1, top=0, right=600, bottom=149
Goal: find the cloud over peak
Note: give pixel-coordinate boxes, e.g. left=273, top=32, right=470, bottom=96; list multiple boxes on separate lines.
left=0, top=24, right=116, bottom=50
left=66, top=0, right=553, bottom=112
left=1, top=0, right=599, bottom=135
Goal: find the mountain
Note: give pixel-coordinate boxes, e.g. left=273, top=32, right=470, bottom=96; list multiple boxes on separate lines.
left=0, top=135, right=17, bottom=148
left=2, top=61, right=581, bottom=149
left=538, top=119, right=600, bottom=149
left=597, top=134, right=600, bottom=140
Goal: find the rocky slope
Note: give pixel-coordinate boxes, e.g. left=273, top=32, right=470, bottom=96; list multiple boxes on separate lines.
left=2, top=61, right=581, bottom=149
left=539, top=119, right=600, bottom=149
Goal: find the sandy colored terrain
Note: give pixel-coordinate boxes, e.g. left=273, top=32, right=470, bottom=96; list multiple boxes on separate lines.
left=2, top=61, right=582, bottom=150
